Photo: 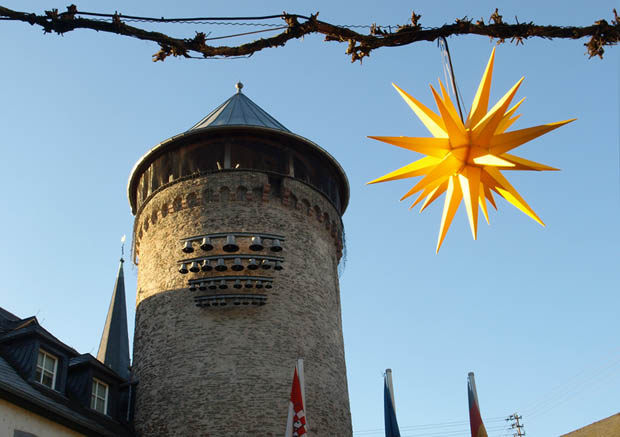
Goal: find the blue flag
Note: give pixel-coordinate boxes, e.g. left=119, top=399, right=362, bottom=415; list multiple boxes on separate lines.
left=384, top=376, right=401, bottom=437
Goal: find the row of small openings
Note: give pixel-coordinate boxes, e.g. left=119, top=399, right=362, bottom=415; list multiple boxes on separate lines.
left=181, top=233, right=284, bottom=254
left=179, top=257, right=283, bottom=274
left=194, top=294, right=267, bottom=308
left=188, top=276, right=273, bottom=291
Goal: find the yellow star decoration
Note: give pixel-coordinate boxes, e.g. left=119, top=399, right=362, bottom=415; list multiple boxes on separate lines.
left=368, top=48, right=575, bottom=252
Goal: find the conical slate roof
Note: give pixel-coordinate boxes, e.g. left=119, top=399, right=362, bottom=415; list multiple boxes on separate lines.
left=97, top=259, right=130, bottom=380
left=189, top=82, right=289, bottom=132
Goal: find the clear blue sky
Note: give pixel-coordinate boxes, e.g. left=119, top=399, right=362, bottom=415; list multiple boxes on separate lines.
left=1, top=1, right=618, bottom=436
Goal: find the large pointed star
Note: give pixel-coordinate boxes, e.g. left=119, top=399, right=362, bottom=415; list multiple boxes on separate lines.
left=368, top=48, right=575, bottom=252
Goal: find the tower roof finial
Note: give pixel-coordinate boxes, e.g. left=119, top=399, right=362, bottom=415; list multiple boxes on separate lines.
left=120, top=234, right=126, bottom=263
left=235, top=81, right=243, bottom=93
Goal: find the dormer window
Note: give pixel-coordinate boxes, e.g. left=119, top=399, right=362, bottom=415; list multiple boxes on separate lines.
left=90, top=378, right=108, bottom=415
left=35, top=350, right=57, bottom=389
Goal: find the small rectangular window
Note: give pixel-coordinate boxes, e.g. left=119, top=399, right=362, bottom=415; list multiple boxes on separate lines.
left=35, top=350, right=57, bottom=389
left=91, top=378, right=109, bottom=415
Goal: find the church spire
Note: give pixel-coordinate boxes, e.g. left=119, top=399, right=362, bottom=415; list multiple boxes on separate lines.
left=97, top=258, right=130, bottom=380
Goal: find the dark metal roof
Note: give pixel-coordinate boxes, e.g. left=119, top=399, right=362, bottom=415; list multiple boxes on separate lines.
left=0, top=316, right=80, bottom=357
left=97, top=259, right=130, bottom=380
left=0, top=308, right=26, bottom=335
left=70, top=354, right=126, bottom=382
left=0, top=307, right=20, bottom=323
left=69, top=355, right=93, bottom=366
left=189, top=83, right=289, bottom=133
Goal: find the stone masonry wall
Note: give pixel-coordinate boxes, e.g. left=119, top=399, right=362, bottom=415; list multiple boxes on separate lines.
left=131, top=170, right=352, bottom=436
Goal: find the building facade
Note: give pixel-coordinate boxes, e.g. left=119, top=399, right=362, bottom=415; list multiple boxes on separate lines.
left=128, top=84, right=352, bottom=436
left=0, top=304, right=132, bottom=437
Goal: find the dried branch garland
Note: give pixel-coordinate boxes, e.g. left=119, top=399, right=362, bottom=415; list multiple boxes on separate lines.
left=1, top=4, right=618, bottom=62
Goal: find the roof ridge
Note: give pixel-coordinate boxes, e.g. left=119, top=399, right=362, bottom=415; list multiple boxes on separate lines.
left=0, top=306, right=21, bottom=322
left=241, top=93, right=278, bottom=128
left=14, top=317, right=39, bottom=331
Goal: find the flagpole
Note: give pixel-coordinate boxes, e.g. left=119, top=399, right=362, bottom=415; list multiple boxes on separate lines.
left=468, top=372, right=479, bottom=406
left=467, top=372, right=488, bottom=437
left=285, top=359, right=308, bottom=437
left=385, top=368, right=395, bottom=409
left=285, top=400, right=293, bottom=437
left=384, top=368, right=401, bottom=437
left=298, top=359, right=307, bottom=434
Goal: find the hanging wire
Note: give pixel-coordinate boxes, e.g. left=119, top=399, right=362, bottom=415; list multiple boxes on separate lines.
left=65, top=11, right=302, bottom=22
left=125, top=19, right=286, bottom=27
left=437, top=36, right=467, bottom=122
left=353, top=416, right=508, bottom=435
left=203, top=26, right=288, bottom=41
left=187, top=54, right=253, bottom=60
left=59, top=9, right=403, bottom=30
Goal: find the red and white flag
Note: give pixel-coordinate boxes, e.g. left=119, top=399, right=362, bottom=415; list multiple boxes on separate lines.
left=285, top=359, right=307, bottom=437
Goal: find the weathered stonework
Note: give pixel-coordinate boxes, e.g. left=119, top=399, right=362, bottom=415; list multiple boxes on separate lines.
left=131, top=170, right=352, bottom=436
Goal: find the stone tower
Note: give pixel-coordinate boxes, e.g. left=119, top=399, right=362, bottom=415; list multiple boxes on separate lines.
left=127, top=84, right=352, bottom=436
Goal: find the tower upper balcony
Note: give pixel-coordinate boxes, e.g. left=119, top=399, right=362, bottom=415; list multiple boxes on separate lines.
left=127, top=83, right=349, bottom=216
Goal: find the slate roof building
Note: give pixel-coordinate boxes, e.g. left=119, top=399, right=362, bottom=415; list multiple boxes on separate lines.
left=1, top=84, right=352, bottom=436
left=0, top=260, right=133, bottom=437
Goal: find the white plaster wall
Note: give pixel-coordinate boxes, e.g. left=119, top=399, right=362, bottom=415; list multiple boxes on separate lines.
left=0, top=398, right=84, bottom=437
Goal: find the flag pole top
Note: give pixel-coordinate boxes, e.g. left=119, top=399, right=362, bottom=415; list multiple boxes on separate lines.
left=468, top=372, right=480, bottom=407
left=385, top=368, right=396, bottom=410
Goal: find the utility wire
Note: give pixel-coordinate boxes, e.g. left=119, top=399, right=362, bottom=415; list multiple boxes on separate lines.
left=527, top=364, right=620, bottom=421
left=519, top=349, right=620, bottom=419
left=125, top=20, right=286, bottom=27
left=203, top=26, right=288, bottom=42
left=397, top=424, right=510, bottom=437
left=65, top=9, right=401, bottom=30
left=354, top=417, right=506, bottom=435
left=64, top=11, right=303, bottom=22
left=354, top=353, right=620, bottom=437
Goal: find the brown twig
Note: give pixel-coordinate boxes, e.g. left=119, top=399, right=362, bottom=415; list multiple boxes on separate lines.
left=0, top=5, right=618, bottom=62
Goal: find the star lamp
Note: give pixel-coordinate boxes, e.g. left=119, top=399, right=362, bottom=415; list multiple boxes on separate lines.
left=368, top=48, right=575, bottom=252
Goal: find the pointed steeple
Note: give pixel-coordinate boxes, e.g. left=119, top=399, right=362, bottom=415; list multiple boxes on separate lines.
left=97, top=258, right=130, bottom=380
left=189, top=82, right=290, bottom=132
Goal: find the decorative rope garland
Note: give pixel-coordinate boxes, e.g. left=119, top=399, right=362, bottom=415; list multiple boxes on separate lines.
left=0, top=5, right=618, bottom=61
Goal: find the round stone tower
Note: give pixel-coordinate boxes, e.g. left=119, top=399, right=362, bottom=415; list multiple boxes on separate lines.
left=127, top=84, right=352, bottom=436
